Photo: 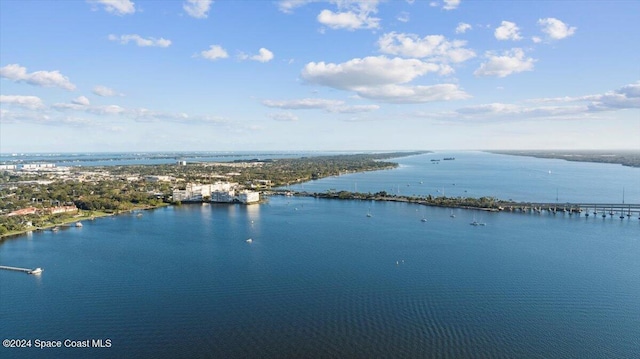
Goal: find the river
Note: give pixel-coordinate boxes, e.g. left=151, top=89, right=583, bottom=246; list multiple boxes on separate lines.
left=1, top=151, right=638, bottom=358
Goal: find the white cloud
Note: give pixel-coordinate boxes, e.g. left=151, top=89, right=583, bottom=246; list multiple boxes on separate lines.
left=474, top=48, right=535, bottom=77
left=617, top=82, right=640, bottom=98
left=53, top=96, right=92, bottom=111
left=183, top=0, right=213, bottom=19
left=278, top=0, right=381, bottom=30
left=251, top=48, right=274, bottom=63
left=302, top=56, right=442, bottom=89
left=329, top=104, right=380, bottom=113
left=0, top=64, right=76, bottom=91
left=263, top=98, right=344, bottom=109
left=0, top=95, right=45, bottom=109
left=354, top=84, right=470, bottom=103
left=317, top=9, right=379, bottom=30
left=378, top=32, right=476, bottom=63
left=586, top=82, right=640, bottom=111
left=72, top=96, right=91, bottom=106
left=494, top=21, right=522, bottom=41
left=532, top=36, right=542, bottom=44
left=92, top=85, right=122, bottom=97
left=238, top=48, right=274, bottom=62
left=455, top=22, right=471, bottom=34
left=262, top=98, right=379, bottom=113
left=88, top=104, right=127, bottom=116
left=397, top=11, right=410, bottom=23
left=422, top=82, right=640, bottom=123
left=268, top=112, right=299, bottom=121
left=457, top=102, right=520, bottom=115
left=0, top=110, right=53, bottom=125
left=277, top=0, right=319, bottom=13
left=87, top=0, right=135, bottom=15
left=52, top=103, right=88, bottom=111
left=443, top=0, right=460, bottom=10
left=200, top=45, right=229, bottom=60
left=315, top=0, right=381, bottom=30
left=3, top=96, right=233, bottom=127
left=301, top=56, right=468, bottom=103
left=108, top=34, right=172, bottom=47
left=538, top=18, right=576, bottom=40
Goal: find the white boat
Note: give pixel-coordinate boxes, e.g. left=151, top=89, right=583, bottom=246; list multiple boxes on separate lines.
left=75, top=222, right=83, bottom=227
left=29, top=268, right=43, bottom=275
left=470, top=215, right=486, bottom=226
left=450, top=210, right=456, bottom=218
left=421, top=218, right=427, bottom=222
left=246, top=238, right=253, bottom=243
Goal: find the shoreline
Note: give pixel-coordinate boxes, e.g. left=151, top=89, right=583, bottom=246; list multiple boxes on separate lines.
left=486, top=150, right=640, bottom=168
left=0, top=204, right=167, bottom=242
left=274, top=190, right=640, bottom=216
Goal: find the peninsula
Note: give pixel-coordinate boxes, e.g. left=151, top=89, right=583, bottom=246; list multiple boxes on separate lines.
left=0, top=151, right=426, bottom=238
left=487, top=150, right=640, bottom=168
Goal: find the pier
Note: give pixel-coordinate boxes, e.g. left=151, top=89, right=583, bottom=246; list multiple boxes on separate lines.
left=0, top=265, right=43, bottom=275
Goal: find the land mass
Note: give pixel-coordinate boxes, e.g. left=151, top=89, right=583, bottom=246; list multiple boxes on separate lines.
left=487, top=150, right=640, bottom=168
left=0, top=151, right=426, bottom=238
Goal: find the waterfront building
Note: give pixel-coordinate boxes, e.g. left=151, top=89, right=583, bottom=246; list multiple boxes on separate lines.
left=48, top=206, right=79, bottom=215
left=237, top=190, right=260, bottom=204
left=172, top=182, right=258, bottom=204
left=211, top=189, right=236, bottom=203
left=6, top=207, right=38, bottom=216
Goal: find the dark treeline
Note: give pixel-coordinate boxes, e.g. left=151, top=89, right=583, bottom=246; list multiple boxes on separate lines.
left=286, top=190, right=502, bottom=210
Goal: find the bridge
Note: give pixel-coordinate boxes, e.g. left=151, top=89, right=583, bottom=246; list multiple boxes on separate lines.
left=500, top=202, right=640, bottom=218
left=271, top=189, right=640, bottom=219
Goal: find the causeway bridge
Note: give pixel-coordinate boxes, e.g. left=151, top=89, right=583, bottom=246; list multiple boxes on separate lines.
left=499, top=202, right=640, bottom=218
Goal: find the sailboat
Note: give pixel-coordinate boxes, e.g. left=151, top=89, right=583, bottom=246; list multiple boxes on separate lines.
left=470, top=214, right=485, bottom=226
left=366, top=208, right=372, bottom=217
left=450, top=210, right=456, bottom=218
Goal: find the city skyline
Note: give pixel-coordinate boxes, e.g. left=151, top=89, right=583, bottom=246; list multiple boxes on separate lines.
left=1, top=0, right=639, bottom=152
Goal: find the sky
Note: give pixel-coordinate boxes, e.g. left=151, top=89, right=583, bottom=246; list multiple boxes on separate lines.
left=0, top=0, right=639, bottom=153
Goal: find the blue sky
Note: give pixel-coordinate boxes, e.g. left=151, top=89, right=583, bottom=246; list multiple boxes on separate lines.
left=1, top=0, right=639, bottom=152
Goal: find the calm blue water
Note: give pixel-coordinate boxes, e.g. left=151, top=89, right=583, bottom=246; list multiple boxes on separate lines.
left=1, top=152, right=639, bottom=358
left=290, top=151, right=640, bottom=204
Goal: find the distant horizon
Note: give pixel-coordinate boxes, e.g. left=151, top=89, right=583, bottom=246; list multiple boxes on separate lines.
left=2, top=148, right=639, bottom=156
left=1, top=1, right=639, bottom=152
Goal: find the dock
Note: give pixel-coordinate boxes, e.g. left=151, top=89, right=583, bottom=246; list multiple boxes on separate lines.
left=0, top=265, right=43, bottom=275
